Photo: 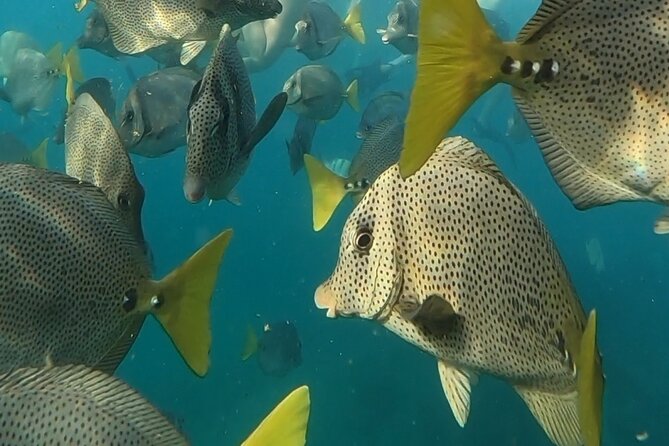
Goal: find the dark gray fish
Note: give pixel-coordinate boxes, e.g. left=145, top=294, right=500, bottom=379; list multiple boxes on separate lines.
left=246, top=320, right=302, bottom=378
left=118, top=66, right=201, bottom=158
left=357, top=90, right=407, bottom=139
left=184, top=24, right=287, bottom=204
left=286, top=116, right=318, bottom=174
left=54, top=77, right=115, bottom=145
left=377, top=0, right=418, bottom=55
left=346, top=53, right=413, bottom=99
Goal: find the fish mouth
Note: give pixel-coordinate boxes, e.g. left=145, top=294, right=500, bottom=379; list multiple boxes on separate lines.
left=183, top=175, right=206, bottom=203
left=315, top=283, right=337, bottom=318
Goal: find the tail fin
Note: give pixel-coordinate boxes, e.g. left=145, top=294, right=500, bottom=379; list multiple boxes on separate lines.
left=242, top=386, right=311, bottom=446
left=63, top=47, right=84, bottom=83
left=304, top=154, right=348, bottom=231
left=343, top=2, right=366, bottom=44
left=241, top=325, right=259, bottom=361
left=150, top=229, right=233, bottom=376
left=345, top=79, right=360, bottom=112
left=400, top=0, right=510, bottom=178
left=577, top=310, right=604, bottom=446
left=29, top=138, right=49, bottom=169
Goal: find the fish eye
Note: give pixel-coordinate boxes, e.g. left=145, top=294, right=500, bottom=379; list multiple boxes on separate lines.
left=124, top=110, right=134, bottom=123
left=117, top=193, right=130, bottom=210
left=122, top=289, right=137, bottom=312
left=354, top=227, right=374, bottom=252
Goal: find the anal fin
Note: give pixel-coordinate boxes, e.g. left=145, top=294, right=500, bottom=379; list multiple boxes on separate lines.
left=181, top=41, right=207, bottom=65
left=95, top=315, right=146, bottom=375
left=514, top=385, right=582, bottom=446
left=437, top=360, right=475, bottom=428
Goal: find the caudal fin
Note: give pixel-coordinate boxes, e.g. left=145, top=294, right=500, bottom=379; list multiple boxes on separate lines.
left=152, top=229, right=233, bottom=376
left=304, top=154, right=348, bottom=231
left=242, top=386, right=311, bottom=446
left=29, top=138, right=49, bottom=169
left=400, top=0, right=509, bottom=178
left=578, top=310, right=604, bottom=446
left=343, top=2, right=366, bottom=44
left=345, top=79, right=360, bottom=112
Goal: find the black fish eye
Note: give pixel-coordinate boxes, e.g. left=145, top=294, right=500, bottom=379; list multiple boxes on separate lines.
left=122, top=289, right=137, bottom=312
left=117, top=193, right=130, bottom=210
left=354, top=227, right=373, bottom=252
left=125, top=110, right=134, bottom=123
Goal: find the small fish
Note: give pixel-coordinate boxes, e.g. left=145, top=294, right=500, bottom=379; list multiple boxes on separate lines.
left=242, top=320, right=302, bottom=377
left=76, top=0, right=282, bottom=65
left=0, top=30, right=39, bottom=77
left=356, top=91, right=407, bottom=139
left=0, top=163, right=232, bottom=376
left=401, top=0, right=669, bottom=234
left=314, top=137, right=604, bottom=446
left=54, top=77, right=115, bottom=145
left=292, top=1, right=365, bottom=61
left=304, top=116, right=404, bottom=230
left=118, top=66, right=201, bottom=158
left=184, top=25, right=287, bottom=204
left=346, top=53, right=413, bottom=99
left=286, top=116, right=318, bottom=174
left=65, top=93, right=147, bottom=254
left=283, top=64, right=359, bottom=120
left=0, top=133, right=48, bottom=168
left=376, top=0, right=418, bottom=55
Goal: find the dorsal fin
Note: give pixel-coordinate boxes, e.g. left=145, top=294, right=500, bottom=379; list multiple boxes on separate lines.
left=517, top=0, right=584, bottom=44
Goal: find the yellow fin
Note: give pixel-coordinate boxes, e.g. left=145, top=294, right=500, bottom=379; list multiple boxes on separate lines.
left=74, top=0, right=89, bottom=12
left=45, top=42, right=63, bottom=72
left=345, top=79, right=360, bottom=112
left=29, top=138, right=49, bottom=169
left=303, top=154, right=348, bottom=231
left=64, top=47, right=84, bottom=83
left=241, top=325, right=258, bottom=361
left=343, top=2, right=366, bottom=44
left=400, top=0, right=509, bottom=177
left=577, top=310, right=604, bottom=446
left=150, top=229, right=233, bottom=376
left=242, top=386, right=311, bottom=446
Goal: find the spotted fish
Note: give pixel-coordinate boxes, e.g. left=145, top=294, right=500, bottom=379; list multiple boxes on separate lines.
left=184, top=24, right=287, bottom=204
left=0, top=163, right=232, bottom=376
left=75, top=0, right=282, bottom=65
left=314, top=138, right=604, bottom=446
left=401, top=0, right=669, bottom=233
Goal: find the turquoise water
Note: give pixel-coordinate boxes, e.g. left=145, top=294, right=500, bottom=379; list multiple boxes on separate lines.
left=2, top=0, right=668, bottom=444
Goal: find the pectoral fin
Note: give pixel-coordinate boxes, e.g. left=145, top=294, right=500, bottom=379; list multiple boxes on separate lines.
left=437, top=361, right=475, bottom=428
left=243, top=92, right=288, bottom=154
left=411, top=295, right=460, bottom=336
left=181, top=41, right=207, bottom=65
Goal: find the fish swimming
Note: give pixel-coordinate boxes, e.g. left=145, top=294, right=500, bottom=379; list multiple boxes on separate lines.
left=283, top=64, right=359, bottom=120
left=314, top=137, right=604, bottom=446
left=286, top=116, right=318, bottom=174
left=292, top=1, right=365, bottom=61
left=0, top=365, right=311, bottom=446
left=304, top=116, right=404, bottom=230
left=401, top=0, right=669, bottom=233
left=242, top=320, right=303, bottom=377
left=75, top=0, right=283, bottom=65
left=356, top=91, right=407, bottom=139
left=376, top=0, right=418, bottom=55
left=346, top=53, right=413, bottom=99
left=0, top=163, right=232, bottom=376
left=118, top=66, right=201, bottom=158
left=0, top=30, right=39, bottom=77
left=184, top=24, right=287, bottom=204
left=0, top=133, right=48, bottom=168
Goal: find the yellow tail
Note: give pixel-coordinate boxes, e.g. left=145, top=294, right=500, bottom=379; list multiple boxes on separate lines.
left=343, top=2, right=366, bottom=44
left=242, top=386, right=311, bottom=446
left=345, top=79, right=360, bottom=112
left=29, top=138, right=49, bottom=169
left=63, top=47, right=84, bottom=112
left=577, top=310, right=604, bottom=446
left=241, top=325, right=259, bottom=361
left=304, top=154, right=348, bottom=231
left=45, top=42, right=63, bottom=72
left=150, top=229, right=233, bottom=376
left=400, top=0, right=510, bottom=178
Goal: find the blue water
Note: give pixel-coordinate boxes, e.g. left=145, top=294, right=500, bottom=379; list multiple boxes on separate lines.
left=2, top=0, right=668, bottom=444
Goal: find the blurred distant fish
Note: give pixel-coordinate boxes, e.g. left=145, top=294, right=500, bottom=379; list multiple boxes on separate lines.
left=75, top=0, right=282, bottom=65
left=346, top=53, right=413, bottom=99
left=286, top=116, right=318, bottom=174
left=118, top=66, right=200, bottom=158
left=357, top=91, right=407, bottom=139
left=325, top=157, right=351, bottom=178
left=0, top=30, right=38, bottom=77
left=376, top=0, right=418, bottom=55
left=585, top=238, right=605, bottom=273
left=0, top=133, right=48, bottom=168
left=283, top=64, right=359, bottom=121
left=242, top=320, right=302, bottom=377
left=292, top=1, right=365, bottom=61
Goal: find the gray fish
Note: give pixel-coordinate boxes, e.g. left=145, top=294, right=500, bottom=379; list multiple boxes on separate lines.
left=376, top=0, right=418, bottom=55
left=356, top=91, right=407, bottom=139
left=75, top=0, right=282, bottom=65
left=0, top=365, right=187, bottom=445
left=65, top=93, right=147, bottom=255
left=286, top=116, right=318, bottom=175
left=346, top=53, right=413, bottom=99
left=184, top=24, right=287, bottom=204
left=118, top=66, right=200, bottom=158
left=243, top=320, right=302, bottom=377
left=304, top=116, right=404, bottom=230
left=54, top=77, right=115, bottom=145
left=0, top=31, right=39, bottom=77
left=0, top=133, right=48, bottom=168
left=315, top=137, right=604, bottom=446
left=0, top=163, right=232, bottom=376
left=283, top=64, right=359, bottom=120
left=293, top=1, right=365, bottom=61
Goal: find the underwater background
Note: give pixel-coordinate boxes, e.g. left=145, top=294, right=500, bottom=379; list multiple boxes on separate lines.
left=1, top=0, right=667, bottom=444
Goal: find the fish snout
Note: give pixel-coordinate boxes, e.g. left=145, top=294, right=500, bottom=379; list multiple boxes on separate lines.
left=183, top=175, right=206, bottom=204
left=314, top=284, right=338, bottom=318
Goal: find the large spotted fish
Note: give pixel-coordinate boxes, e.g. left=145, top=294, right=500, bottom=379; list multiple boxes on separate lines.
left=0, top=164, right=232, bottom=376
left=314, top=138, right=604, bottom=446
left=184, top=24, right=287, bottom=204
left=74, top=0, right=282, bottom=65
left=401, top=0, right=669, bottom=233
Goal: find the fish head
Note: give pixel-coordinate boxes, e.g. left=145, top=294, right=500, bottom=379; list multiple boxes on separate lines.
left=315, top=184, right=403, bottom=321
left=381, top=9, right=408, bottom=43
left=232, top=0, right=283, bottom=21
left=77, top=10, right=110, bottom=48
left=117, top=91, right=145, bottom=149
left=111, top=174, right=148, bottom=256
left=283, top=71, right=303, bottom=108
